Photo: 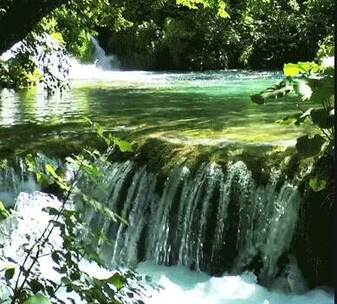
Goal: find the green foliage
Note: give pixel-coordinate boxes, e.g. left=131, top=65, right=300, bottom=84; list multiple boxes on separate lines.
left=251, top=43, right=334, bottom=193
left=39, top=0, right=135, bottom=62
left=0, top=33, right=70, bottom=95
left=176, top=0, right=229, bottom=18
left=4, top=267, right=15, bottom=280
left=0, top=57, right=42, bottom=88
left=1, top=0, right=334, bottom=76
left=309, top=176, right=327, bottom=192
left=102, top=0, right=334, bottom=70
left=0, top=122, right=146, bottom=304
left=26, top=154, right=56, bottom=189
left=316, top=35, right=334, bottom=59
left=0, top=201, right=10, bottom=220
left=238, top=0, right=334, bottom=68
left=283, top=62, right=321, bottom=77
left=24, top=295, right=51, bottom=304
left=76, top=33, right=96, bottom=63
left=252, top=64, right=334, bottom=157
left=46, top=29, right=95, bottom=63
left=84, top=117, right=134, bottom=152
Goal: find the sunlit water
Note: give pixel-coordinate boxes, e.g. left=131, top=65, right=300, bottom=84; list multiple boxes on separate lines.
left=0, top=67, right=317, bottom=148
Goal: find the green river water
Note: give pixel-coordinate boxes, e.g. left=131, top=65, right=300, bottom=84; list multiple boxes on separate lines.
left=0, top=70, right=316, bottom=152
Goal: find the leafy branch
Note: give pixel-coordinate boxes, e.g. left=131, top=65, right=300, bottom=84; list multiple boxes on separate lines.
left=0, top=121, right=147, bottom=304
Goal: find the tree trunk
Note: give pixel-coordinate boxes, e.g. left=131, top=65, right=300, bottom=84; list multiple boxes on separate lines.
left=0, top=0, right=70, bottom=54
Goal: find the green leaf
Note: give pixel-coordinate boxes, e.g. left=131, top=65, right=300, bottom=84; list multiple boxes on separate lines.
left=309, top=177, right=327, bottom=192
left=293, top=76, right=334, bottom=103
left=46, top=207, right=60, bottom=216
left=4, top=267, right=15, bottom=280
left=284, top=63, right=301, bottom=77
left=94, top=123, right=105, bottom=139
left=70, top=272, right=81, bottom=281
left=110, top=136, right=133, bottom=152
left=36, top=172, right=52, bottom=188
left=217, top=2, right=230, bottom=18
left=51, top=251, right=61, bottom=264
left=295, top=134, right=325, bottom=157
left=284, top=62, right=320, bottom=77
left=306, top=77, right=334, bottom=103
left=23, top=294, right=51, bottom=304
left=176, top=0, right=208, bottom=9
left=29, top=279, right=45, bottom=293
left=106, top=273, right=126, bottom=290
left=310, top=108, right=334, bottom=129
left=45, top=164, right=69, bottom=191
left=45, top=164, right=58, bottom=179
left=0, top=201, right=10, bottom=220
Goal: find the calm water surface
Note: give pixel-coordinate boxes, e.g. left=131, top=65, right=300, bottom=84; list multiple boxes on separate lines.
left=0, top=70, right=315, bottom=147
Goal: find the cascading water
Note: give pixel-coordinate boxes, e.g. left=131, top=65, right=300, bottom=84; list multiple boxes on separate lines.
left=0, top=154, right=62, bottom=207
left=68, top=36, right=121, bottom=79
left=0, top=155, right=334, bottom=303
left=75, top=159, right=302, bottom=286
left=91, top=37, right=120, bottom=70
left=0, top=158, right=39, bottom=206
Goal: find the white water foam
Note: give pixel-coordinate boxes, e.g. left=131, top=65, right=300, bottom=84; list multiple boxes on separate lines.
left=137, top=262, right=334, bottom=304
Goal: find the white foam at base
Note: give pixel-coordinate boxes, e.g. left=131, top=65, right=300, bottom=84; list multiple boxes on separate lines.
left=136, top=262, right=334, bottom=304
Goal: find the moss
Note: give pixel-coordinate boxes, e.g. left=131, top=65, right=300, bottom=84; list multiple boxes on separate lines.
left=1, top=126, right=302, bottom=189
left=128, top=137, right=298, bottom=185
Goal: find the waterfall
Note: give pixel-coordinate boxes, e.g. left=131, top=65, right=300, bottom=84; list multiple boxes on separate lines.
left=0, top=192, right=333, bottom=304
left=1, top=153, right=335, bottom=303
left=68, top=37, right=120, bottom=79
left=0, top=155, right=303, bottom=284
left=73, top=158, right=302, bottom=285
left=91, top=37, right=120, bottom=70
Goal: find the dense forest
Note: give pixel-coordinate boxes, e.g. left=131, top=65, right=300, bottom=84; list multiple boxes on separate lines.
left=0, top=0, right=335, bottom=304
left=0, top=0, right=335, bottom=78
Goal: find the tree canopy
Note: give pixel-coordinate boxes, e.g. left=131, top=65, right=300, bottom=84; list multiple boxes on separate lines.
left=0, top=0, right=334, bottom=87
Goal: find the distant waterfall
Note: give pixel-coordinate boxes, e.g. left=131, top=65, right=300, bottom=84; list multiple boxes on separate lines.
left=91, top=37, right=120, bottom=70
left=75, top=159, right=301, bottom=284
left=68, top=37, right=120, bottom=79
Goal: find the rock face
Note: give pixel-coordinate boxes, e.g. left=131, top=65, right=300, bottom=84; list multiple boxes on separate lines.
left=292, top=153, right=334, bottom=288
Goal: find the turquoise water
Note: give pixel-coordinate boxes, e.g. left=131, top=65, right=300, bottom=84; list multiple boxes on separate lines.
left=0, top=70, right=315, bottom=148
